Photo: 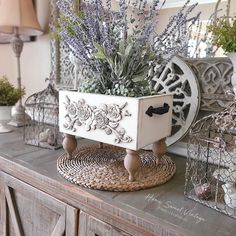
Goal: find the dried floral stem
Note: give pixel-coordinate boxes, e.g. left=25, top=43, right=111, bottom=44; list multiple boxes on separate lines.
left=54, top=0, right=200, bottom=97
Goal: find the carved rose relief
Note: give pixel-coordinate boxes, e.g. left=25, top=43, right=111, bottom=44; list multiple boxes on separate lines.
left=94, top=109, right=109, bottom=129
left=63, top=96, right=132, bottom=143
left=67, top=103, right=77, bottom=117
left=76, top=100, right=93, bottom=122
left=107, top=104, right=122, bottom=122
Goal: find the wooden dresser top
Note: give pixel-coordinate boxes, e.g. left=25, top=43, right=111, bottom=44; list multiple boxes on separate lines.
left=0, top=128, right=235, bottom=236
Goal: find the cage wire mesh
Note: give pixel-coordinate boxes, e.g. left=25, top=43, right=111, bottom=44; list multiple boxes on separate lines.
left=24, top=79, right=62, bottom=150
left=185, top=101, right=236, bottom=218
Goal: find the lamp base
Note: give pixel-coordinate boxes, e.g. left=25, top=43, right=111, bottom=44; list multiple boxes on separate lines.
left=0, top=123, right=12, bottom=133
left=8, top=118, right=25, bottom=127
left=8, top=103, right=28, bottom=127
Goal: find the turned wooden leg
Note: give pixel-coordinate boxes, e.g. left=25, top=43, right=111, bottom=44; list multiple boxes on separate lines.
left=124, top=149, right=141, bottom=182
left=62, top=134, right=77, bottom=159
left=152, top=138, right=167, bottom=165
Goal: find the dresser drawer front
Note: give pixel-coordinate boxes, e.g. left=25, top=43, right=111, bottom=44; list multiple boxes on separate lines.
left=79, top=211, right=130, bottom=236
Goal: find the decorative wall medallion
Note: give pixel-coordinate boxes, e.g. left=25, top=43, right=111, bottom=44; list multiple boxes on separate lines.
left=152, top=56, right=200, bottom=146
left=186, top=57, right=233, bottom=112
left=63, top=96, right=132, bottom=143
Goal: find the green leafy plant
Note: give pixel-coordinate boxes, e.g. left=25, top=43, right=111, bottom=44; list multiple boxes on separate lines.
left=54, top=0, right=200, bottom=97
left=0, top=76, right=25, bottom=106
left=80, top=38, right=158, bottom=97
left=208, top=16, right=236, bottom=52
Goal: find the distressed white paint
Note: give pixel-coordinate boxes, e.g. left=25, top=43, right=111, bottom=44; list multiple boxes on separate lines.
left=59, top=91, right=173, bottom=150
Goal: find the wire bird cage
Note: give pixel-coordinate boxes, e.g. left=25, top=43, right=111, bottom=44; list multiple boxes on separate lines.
left=185, top=101, right=236, bottom=218
left=24, top=80, right=62, bottom=149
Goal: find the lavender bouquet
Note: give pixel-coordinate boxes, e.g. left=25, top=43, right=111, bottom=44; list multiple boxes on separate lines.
left=55, top=0, right=200, bottom=97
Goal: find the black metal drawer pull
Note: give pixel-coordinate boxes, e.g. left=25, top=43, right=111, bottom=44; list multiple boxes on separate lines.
left=145, top=103, right=170, bottom=117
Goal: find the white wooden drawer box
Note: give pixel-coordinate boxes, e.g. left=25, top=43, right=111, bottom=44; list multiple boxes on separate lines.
left=59, top=91, right=173, bottom=150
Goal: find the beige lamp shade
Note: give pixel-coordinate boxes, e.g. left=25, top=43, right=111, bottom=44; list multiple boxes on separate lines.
left=0, top=0, right=43, bottom=35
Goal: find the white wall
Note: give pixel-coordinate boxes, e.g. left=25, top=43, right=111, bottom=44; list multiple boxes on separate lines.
left=157, top=1, right=236, bottom=32
left=0, top=0, right=51, bottom=101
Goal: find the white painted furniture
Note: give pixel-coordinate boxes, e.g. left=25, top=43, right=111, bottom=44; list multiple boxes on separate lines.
left=59, top=91, right=173, bottom=150
left=59, top=91, right=173, bottom=181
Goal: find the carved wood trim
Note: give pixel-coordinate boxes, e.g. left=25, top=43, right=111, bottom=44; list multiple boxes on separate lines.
left=0, top=172, right=79, bottom=236
left=3, top=173, right=66, bottom=215
left=1, top=183, right=7, bottom=236
left=79, top=211, right=132, bottom=236
left=51, top=215, right=65, bottom=236
left=66, top=206, right=79, bottom=236
left=152, top=56, right=200, bottom=146
left=185, top=57, right=234, bottom=112
left=5, top=185, right=24, bottom=236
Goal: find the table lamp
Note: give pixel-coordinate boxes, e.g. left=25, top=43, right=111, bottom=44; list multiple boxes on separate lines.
left=0, top=0, right=43, bottom=127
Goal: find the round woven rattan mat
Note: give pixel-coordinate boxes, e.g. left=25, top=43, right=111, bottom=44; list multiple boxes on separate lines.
left=57, top=145, right=176, bottom=191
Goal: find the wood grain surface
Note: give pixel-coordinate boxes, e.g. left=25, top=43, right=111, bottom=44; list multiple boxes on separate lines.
left=0, top=128, right=236, bottom=236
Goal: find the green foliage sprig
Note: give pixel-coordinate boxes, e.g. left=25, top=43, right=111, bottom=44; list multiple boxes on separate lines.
left=54, top=0, right=200, bottom=97
left=0, top=76, right=25, bottom=106
left=208, top=16, right=236, bottom=52
left=84, top=38, right=158, bottom=97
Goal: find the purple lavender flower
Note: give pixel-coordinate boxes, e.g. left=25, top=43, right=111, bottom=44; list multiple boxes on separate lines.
left=55, top=0, right=200, bottom=96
